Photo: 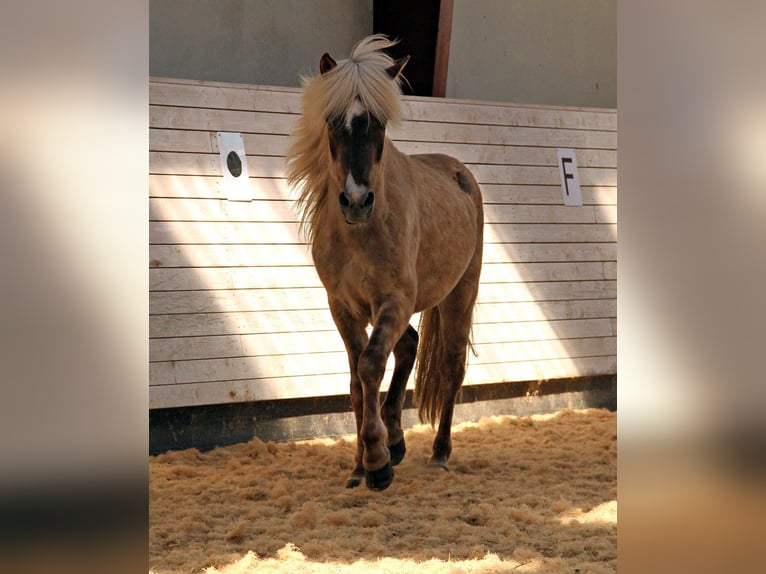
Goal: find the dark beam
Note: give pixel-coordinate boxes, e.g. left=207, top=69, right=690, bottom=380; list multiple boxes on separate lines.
left=432, top=0, right=454, bottom=97
left=150, top=376, right=617, bottom=454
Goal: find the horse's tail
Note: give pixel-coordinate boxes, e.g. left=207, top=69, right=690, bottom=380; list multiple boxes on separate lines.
left=414, top=305, right=474, bottom=425
left=414, top=306, right=443, bottom=426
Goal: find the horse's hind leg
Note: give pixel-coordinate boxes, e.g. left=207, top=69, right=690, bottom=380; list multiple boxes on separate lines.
left=429, top=275, right=480, bottom=471
left=382, top=325, right=418, bottom=466
left=428, top=342, right=468, bottom=470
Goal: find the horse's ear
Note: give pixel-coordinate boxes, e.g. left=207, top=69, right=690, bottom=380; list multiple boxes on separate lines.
left=387, top=55, right=410, bottom=81
left=320, top=53, right=337, bottom=75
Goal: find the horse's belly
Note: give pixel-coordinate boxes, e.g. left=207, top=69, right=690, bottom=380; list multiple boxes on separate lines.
left=414, top=266, right=466, bottom=312
left=413, top=194, right=479, bottom=311
left=414, top=237, right=476, bottom=312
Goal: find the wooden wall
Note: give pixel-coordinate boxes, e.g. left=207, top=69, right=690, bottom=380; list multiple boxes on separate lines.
left=149, top=77, right=616, bottom=410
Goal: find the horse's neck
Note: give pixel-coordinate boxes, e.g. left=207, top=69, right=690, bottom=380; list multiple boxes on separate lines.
left=383, top=136, right=404, bottom=160
left=381, top=137, right=409, bottom=177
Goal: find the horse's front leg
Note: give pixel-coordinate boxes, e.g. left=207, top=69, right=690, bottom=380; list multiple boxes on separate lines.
left=357, top=300, right=411, bottom=491
left=381, top=324, right=418, bottom=466
left=328, top=302, right=369, bottom=488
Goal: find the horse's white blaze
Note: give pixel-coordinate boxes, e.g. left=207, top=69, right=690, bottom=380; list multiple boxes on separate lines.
left=345, top=99, right=366, bottom=130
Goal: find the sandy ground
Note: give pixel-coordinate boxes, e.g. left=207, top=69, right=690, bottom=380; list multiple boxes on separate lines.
left=149, top=408, right=616, bottom=573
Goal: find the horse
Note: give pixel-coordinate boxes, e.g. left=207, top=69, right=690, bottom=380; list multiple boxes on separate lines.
left=286, top=35, right=484, bottom=491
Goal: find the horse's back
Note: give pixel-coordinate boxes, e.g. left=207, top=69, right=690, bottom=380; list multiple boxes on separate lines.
left=409, top=153, right=483, bottom=203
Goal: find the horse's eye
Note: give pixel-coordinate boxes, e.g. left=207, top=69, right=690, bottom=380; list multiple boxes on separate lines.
left=369, top=116, right=384, bottom=131
left=326, top=116, right=344, bottom=132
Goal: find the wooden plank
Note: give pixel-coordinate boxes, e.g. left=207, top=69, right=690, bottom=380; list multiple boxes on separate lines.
left=401, top=98, right=616, bottom=131
left=398, top=122, right=616, bottom=149
left=150, top=128, right=290, bottom=156
left=149, top=242, right=615, bottom=268
left=150, top=175, right=294, bottom=201
left=150, top=299, right=615, bottom=339
left=150, top=287, right=329, bottom=315
left=483, top=204, right=596, bottom=224
left=465, top=355, right=616, bottom=388
left=149, top=105, right=297, bottom=134
left=151, top=197, right=610, bottom=225
left=149, top=151, right=216, bottom=176
left=150, top=174, right=225, bottom=200
left=148, top=338, right=619, bottom=384
left=148, top=372, right=368, bottom=408
left=145, top=128, right=617, bottom=171
left=150, top=336, right=615, bottom=386
left=150, top=80, right=303, bottom=113
left=149, top=129, right=213, bottom=153
left=150, top=243, right=313, bottom=268
left=148, top=221, right=620, bottom=246
left=475, top=337, right=616, bottom=364
left=468, top=164, right=617, bottom=187
left=149, top=348, right=616, bottom=400
left=149, top=77, right=616, bottom=131
left=150, top=308, right=337, bottom=338
left=150, top=220, right=617, bottom=245
left=149, top=175, right=616, bottom=206
left=148, top=150, right=615, bottom=186
left=150, top=318, right=615, bottom=362
left=150, top=266, right=320, bottom=291
left=151, top=330, right=344, bottom=363
left=481, top=262, right=609, bottom=283
left=149, top=129, right=617, bottom=169
left=150, top=221, right=302, bottom=245
left=149, top=197, right=297, bottom=223
left=481, top=184, right=617, bottom=206
left=150, top=350, right=350, bottom=385
left=150, top=280, right=616, bottom=316
left=472, top=317, right=616, bottom=345
left=148, top=355, right=616, bottom=407
left=473, top=299, right=616, bottom=324
left=150, top=104, right=617, bottom=149
left=149, top=262, right=610, bottom=292
left=482, top=243, right=617, bottom=264
left=485, top=223, right=617, bottom=243
left=396, top=141, right=617, bottom=168
left=477, top=280, right=616, bottom=303
left=149, top=152, right=285, bottom=178
left=595, top=205, right=618, bottom=224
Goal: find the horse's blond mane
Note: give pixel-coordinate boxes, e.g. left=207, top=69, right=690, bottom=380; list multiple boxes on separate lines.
left=285, top=35, right=404, bottom=242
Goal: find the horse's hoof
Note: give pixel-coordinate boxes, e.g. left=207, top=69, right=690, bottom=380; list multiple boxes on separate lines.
left=427, top=456, right=450, bottom=472
left=345, top=469, right=365, bottom=488
left=345, top=476, right=363, bottom=489
left=365, top=462, right=394, bottom=491
left=389, top=438, right=406, bottom=466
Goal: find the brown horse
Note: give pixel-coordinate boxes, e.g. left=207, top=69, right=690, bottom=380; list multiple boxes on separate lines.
left=286, top=35, right=483, bottom=491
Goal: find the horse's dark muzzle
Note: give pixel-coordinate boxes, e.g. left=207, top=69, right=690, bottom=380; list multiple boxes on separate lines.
left=339, top=190, right=375, bottom=224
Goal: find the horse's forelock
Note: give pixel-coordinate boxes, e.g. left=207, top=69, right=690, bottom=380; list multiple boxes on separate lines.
left=311, top=35, right=403, bottom=127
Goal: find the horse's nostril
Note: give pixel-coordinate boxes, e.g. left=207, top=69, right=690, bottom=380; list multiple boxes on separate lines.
left=362, top=191, right=375, bottom=208
left=338, top=192, right=350, bottom=207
